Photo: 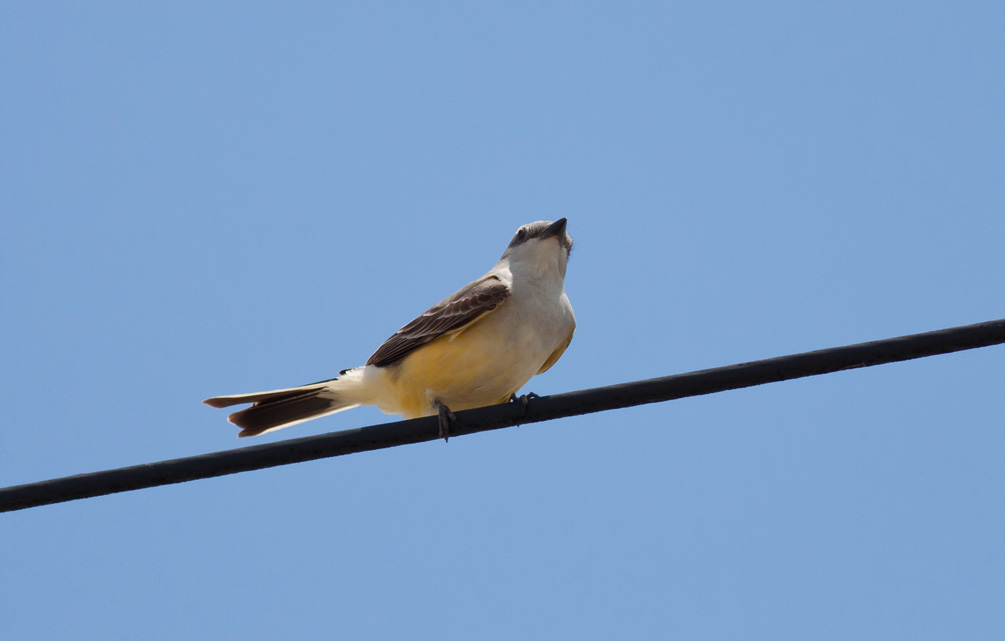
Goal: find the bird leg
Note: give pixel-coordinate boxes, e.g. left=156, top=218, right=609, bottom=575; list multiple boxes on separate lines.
left=434, top=401, right=455, bottom=442
left=509, top=392, right=539, bottom=415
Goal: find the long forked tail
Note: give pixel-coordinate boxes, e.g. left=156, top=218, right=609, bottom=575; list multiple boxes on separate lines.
left=203, top=376, right=360, bottom=438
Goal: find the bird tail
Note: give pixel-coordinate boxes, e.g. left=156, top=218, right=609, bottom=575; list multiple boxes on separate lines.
left=203, top=370, right=366, bottom=438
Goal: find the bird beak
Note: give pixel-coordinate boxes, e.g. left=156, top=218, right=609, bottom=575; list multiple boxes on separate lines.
left=543, top=218, right=568, bottom=239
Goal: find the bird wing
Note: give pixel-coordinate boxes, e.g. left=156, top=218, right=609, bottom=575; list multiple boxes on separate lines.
left=537, top=325, right=575, bottom=374
left=366, top=274, right=511, bottom=368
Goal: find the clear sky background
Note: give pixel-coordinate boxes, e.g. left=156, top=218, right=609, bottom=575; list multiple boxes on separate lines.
left=2, top=2, right=1003, bottom=639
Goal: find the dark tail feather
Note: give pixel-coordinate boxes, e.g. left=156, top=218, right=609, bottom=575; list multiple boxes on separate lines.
left=202, top=378, right=337, bottom=408
left=204, top=383, right=357, bottom=437
left=205, top=373, right=365, bottom=437
left=228, top=388, right=338, bottom=437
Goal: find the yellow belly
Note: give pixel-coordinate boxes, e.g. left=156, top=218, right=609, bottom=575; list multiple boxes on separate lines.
left=373, top=320, right=538, bottom=418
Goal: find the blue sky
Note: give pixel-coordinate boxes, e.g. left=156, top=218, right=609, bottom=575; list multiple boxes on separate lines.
left=2, top=2, right=1003, bottom=638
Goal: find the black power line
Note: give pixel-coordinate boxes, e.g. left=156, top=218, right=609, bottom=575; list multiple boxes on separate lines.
left=2, top=318, right=1004, bottom=513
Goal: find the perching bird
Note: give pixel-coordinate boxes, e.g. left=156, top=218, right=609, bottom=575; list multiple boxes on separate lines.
left=204, top=218, right=576, bottom=438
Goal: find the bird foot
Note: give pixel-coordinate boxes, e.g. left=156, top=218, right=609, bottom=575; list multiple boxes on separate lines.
left=435, top=401, right=456, bottom=442
left=509, top=392, right=539, bottom=414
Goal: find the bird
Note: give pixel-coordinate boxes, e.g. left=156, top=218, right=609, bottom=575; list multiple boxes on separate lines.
left=204, top=218, right=576, bottom=439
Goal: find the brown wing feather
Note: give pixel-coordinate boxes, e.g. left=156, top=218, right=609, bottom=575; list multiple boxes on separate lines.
left=366, top=274, right=511, bottom=368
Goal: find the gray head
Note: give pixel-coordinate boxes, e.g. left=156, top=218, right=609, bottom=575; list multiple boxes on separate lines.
left=500, top=218, right=574, bottom=278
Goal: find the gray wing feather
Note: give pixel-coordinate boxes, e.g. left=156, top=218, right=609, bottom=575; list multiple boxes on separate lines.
left=366, top=274, right=510, bottom=367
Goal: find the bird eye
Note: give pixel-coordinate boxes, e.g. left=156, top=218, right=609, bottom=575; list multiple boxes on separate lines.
left=516, top=228, right=527, bottom=241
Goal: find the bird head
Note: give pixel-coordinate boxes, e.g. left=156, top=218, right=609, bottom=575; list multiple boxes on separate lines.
left=500, top=218, right=573, bottom=279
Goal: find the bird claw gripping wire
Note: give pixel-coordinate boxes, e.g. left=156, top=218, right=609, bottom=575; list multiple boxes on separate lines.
left=435, top=401, right=456, bottom=442
left=509, top=392, right=539, bottom=417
